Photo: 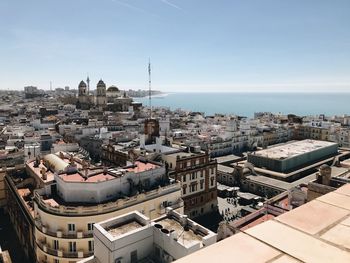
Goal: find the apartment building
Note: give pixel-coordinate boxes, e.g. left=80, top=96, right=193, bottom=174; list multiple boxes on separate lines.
left=164, top=148, right=218, bottom=218
left=79, top=208, right=217, bottom=263
left=5, top=152, right=184, bottom=263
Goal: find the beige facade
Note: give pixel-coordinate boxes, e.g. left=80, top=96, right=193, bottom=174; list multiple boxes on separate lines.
left=34, top=184, right=183, bottom=263
left=164, top=151, right=218, bottom=218
left=5, top=153, right=184, bottom=263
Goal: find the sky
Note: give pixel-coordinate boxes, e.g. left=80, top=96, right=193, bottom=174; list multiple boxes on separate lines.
left=1, top=0, right=350, bottom=92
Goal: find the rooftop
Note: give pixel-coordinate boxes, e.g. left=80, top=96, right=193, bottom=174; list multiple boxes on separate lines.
left=144, top=144, right=181, bottom=154
left=106, top=220, right=143, bottom=237
left=58, top=171, right=115, bottom=183
left=176, top=184, right=350, bottom=263
left=253, top=139, right=337, bottom=160
left=155, top=217, right=203, bottom=246
left=126, top=161, right=160, bottom=173
left=166, top=151, right=205, bottom=159
left=26, top=159, right=55, bottom=183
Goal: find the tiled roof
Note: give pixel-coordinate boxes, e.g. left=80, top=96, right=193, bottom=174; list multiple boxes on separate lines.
left=176, top=184, right=350, bottom=263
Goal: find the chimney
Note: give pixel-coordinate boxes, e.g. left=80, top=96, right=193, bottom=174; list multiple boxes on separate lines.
left=140, top=134, right=146, bottom=149
left=84, top=167, right=88, bottom=179
left=41, top=167, right=47, bottom=180
left=319, top=165, right=332, bottom=186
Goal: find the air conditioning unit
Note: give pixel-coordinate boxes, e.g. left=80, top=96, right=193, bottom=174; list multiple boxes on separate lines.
left=57, top=250, right=63, bottom=257
left=77, top=231, right=83, bottom=238
left=43, top=245, right=47, bottom=253
left=42, top=226, right=47, bottom=234
left=78, top=251, right=84, bottom=258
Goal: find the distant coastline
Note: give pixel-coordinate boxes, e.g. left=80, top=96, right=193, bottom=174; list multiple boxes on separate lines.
left=128, top=90, right=164, bottom=98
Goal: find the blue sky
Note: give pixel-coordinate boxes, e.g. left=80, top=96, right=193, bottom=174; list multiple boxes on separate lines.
left=1, top=0, right=350, bottom=92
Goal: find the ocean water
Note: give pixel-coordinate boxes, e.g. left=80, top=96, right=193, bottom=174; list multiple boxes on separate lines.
left=135, top=92, right=350, bottom=117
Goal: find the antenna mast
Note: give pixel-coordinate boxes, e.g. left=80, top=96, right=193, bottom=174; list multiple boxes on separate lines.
left=148, top=59, right=152, bottom=119
left=87, top=74, right=90, bottom=95
left=50, top=81, right=52, bottom=91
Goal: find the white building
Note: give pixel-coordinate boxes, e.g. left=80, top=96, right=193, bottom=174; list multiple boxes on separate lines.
left=79, top=208, right=217, bottom=263
left=24, top=142, right=41, bottom=161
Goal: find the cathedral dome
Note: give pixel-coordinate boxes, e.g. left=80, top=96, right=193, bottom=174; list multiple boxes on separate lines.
left=97, top=79, right=106, bottom=88
left=78, top=80, right=87, bottom=88
left=107, top=85, right=119, bottom=92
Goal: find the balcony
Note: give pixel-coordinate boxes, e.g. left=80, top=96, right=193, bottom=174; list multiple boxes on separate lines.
left=34, top=181, right=182, bottom=216
left=35, top=218, right=93, bottom=239
left=36, top=241, right=93, bottom=259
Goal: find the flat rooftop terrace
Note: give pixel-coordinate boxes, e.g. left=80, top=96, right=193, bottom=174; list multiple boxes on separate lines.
left=155, top=217, right=203, bottom=246
left=176, top=184, right=350, bottom=263
left=166, top=151, right=205, bottom=159
left=126, top=161, right=160, bottom=173
left=105, top=220, right=143, bottom=237
left=253, top=139, right=337, bottom=160
left=58, top=170, right=115, bottom=183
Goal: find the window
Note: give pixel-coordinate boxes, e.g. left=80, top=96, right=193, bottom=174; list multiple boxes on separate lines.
left=211, top=177, right=215, bottom=186
left=183, top=174, right=186, bottom=182
left=53, top=240, right=59, bottom=250
left=69, top=242, right=76, bottom=252
left=200, top=180, right=204, bottom=189
left=68, top=223, right=75, bottom=232
left=88, top=240, right=94, bottom=252
left=54, top=259, right=59, bottom=263
left=191, top=184, right=196, bottom=192
left=87, top=223, right=94, bottom=231
left=183, top=185, right=187, bottom=195
left=191, top=173, right=196, bottom=180
left=131, top=250, right=138, bottom=263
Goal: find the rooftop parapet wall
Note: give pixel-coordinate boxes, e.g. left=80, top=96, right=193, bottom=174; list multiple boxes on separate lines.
left=34, top=182, right=183, bottom=216
left=92, top=209, right=217, bottom=263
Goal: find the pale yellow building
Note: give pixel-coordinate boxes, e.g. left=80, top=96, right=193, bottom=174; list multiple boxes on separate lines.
left=34, top=184, right=183, bottom=263
left=6, top=153, right=184, bottom=263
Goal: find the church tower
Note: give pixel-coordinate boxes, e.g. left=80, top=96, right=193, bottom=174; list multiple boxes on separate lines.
left=77, top=80, right=91, bottom=109
left=78, top=80, right=87, bottom=96
left=96, top=79, right=107, bottom=107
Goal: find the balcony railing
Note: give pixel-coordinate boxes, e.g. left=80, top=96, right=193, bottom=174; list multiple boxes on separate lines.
left=36, top=241, right=93, bottom=259
left=34, top=181, right=182, bottom=216
left=35, top=218, right=93, bottom=239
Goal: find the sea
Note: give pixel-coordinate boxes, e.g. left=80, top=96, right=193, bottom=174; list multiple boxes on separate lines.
left=134, top=92, right=350, bottom=117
